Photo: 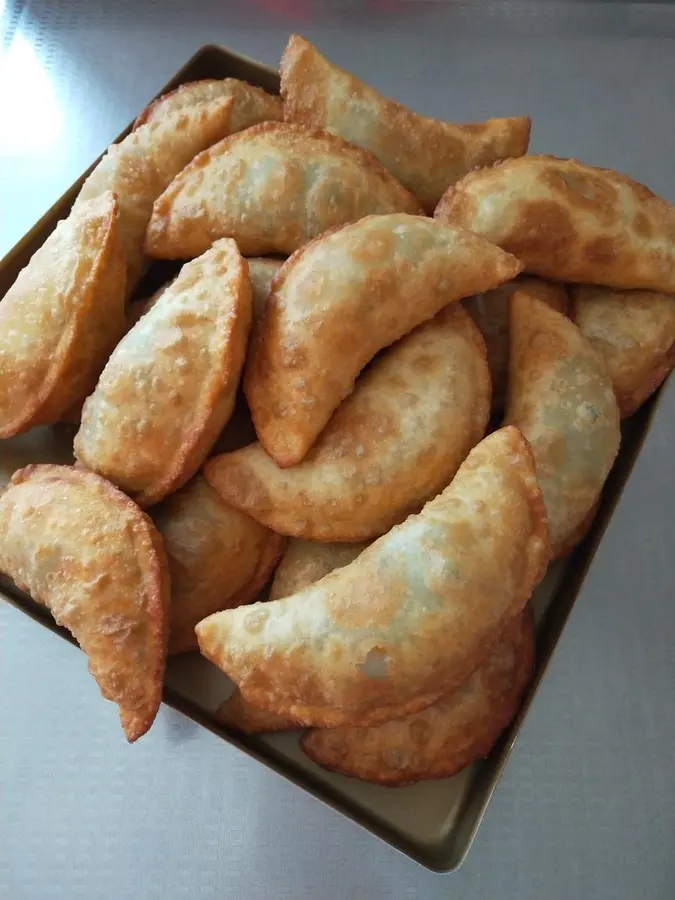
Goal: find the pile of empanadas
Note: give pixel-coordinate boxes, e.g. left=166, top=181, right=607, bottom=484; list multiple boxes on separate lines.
left=1, top=36, right=673, bottom=787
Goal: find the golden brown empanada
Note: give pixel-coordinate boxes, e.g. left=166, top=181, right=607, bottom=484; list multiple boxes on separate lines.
left=280, top=34, right=530, bottom=213
left=144, top=123, right=422, bottom=259
left=74, top=239, right=252, bottom=507
left=247, top=258, right=283, bottom=321
left=505, top=291, right=620, bottom=557
left=571, top=286, right=675, bottom=417
left=269, top=539, right=370, bottom=601
left=301, top=613, right=534, bottom=785
left=435, top=155, right=675, bottom=292
left=74, top=97, right=233, bottom=293
left=206, top=306, right=490, bottom=540
left=0, top=193, right=126, bottom=438
left=134, top=78, right=282, bottom=133
left=0, top=465, right=170, bottom=742
left=463, top=276, right=568, bottom=412
left=196, top=427, right=549, bottom=728
left=151, top=476, right=286, bottom=655
left=245, top=214, right=522, bottom=467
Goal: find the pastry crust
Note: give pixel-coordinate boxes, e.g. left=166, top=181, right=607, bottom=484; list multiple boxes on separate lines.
left=196, top=427, right=550, bottom=728
left=301, top=613, right=534, bottom=785
left=436, top=155, right=675, bottom=292
left=269, top=539, right=370, bottom=601
left=144, top=122, right=422, bottom=259
left=206, top=305, right=490, bottom=540
left=74, top=239, right=252, bottom=507
left=280, top=34, right=530, bottom=213
left=244, top=213, right=522, bottom=467
left=151, top=477, right=286, bottom=654
left=0, top=193, right=126, bottom=438
left=0, top=465, right=170, bottom=742
left=134, top=77, right=282, bottom=134
left=463, top=276, right=568, bottom=413
left=505, top=291, right=621, bottom=557
left=571, top=285, right=675, bottom=417
left=74, top=97, right=233, bottom=293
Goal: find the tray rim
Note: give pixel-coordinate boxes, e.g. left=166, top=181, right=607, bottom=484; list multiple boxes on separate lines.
left=0, top=40, right=670, bottom=874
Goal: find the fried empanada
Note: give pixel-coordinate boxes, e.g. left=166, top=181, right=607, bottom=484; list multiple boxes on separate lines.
left=74, top=239, right=252, bottom=507
left=463, top=276, right=568, bottom=412
left=0, top=465, right=170, bottom=742
left=134, top=78, right=282, bottom=133
left=435, top=155, right=675, bottom=292
left=269, top=539, right=370, bottom=601
left=206, top=306, right=490, bottom=540
left=151, top=476, right=286, bottom=654
left=196, top=427, right=549, bottom=727
left=571, top=286, right=675, bottom=417
left=144, top=123, right=422, bottom=259
left=74, top=97, right=233, bottom=293
left=214, top=691, right=300, bottom=735
left=245, top=214, right=522, bottom=467
left=247, top=258, right=283, bottom=321
left=505, top=292, right=620, bottom=557
left=280, top=34, right=530, bottom=213
left=0, top=193, right=126, bottom=438
left=301, top=613, right=534, bottom=785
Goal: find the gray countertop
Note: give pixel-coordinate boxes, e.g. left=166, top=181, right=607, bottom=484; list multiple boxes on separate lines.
left=2, top=2, right=675, bottom=898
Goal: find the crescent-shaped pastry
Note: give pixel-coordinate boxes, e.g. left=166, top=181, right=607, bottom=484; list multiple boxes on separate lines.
left=151, top=477, right=286, bottom=654
left=280, top=34, right=530, bottom=213
left=74, top=97, right=233, bottom=293
left=505, top=291, right=620, bottom=557
left=196, top=426, right=549, bottom=727
left=435, top=155, right=675, bottom=292
left=0, top=192, right=126, bottom=438
left=134, top=77, right=282, bottom=133
left=245, top=214, right=522, bottom=467
left=0, top=465, right=170, bottom=742
left=206, top=305, right=490, bottom=540
left=74, top=239, right=252, bottom=507
left=571, top=285, right=675, bottom=417
left=144, top=123, right=422, bottom=259
left=269, top=539, right=370, bottom=602
left=463, top=276, right=567, bottom=413
left=301, top=613, right=534, bottom=785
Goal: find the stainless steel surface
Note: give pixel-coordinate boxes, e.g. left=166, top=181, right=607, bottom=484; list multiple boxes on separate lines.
left=2, top=1, right=675, bottom=897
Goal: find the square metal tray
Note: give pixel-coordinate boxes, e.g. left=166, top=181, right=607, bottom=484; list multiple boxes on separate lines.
left=0, top=43, right=667, bottom=873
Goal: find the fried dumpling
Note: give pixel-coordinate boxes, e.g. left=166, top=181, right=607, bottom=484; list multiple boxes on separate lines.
left=505, top=291, right=620, bottom=557
left=571, top=286, right=675, bottom=417
left=245, top=214, right=522, bottom=467
left=269, top=539, right=370, bottom=601
left=0, top=193, right=126, bottom=438
left=151, top=477, right=285, bottom=654
left=435, top=155, right=675, bottom=292
left=144, top=123, right=422, bottom=259
left=280, top=34, right=530, bottom=213
left=0, top=465, right=170, bottom=741
left=247, top=258, right=283, bottom=321
left=301, top=613, right=534, bottom=785
left=206, top=306, right=490, bottom=540
left=463, top=276, right=568, bottom=412
left=74, top=239, right=252, bottom=507
left=134, top=78, right=282, bottom=133
left=196, top=427, right=549, bottom=727
left=74, top=97, right=233, bottom=293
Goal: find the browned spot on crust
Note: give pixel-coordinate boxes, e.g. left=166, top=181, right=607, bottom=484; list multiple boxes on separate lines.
left=506, top=200, right=576, bottom=268
left=586, top=236, right=618, bottom=266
